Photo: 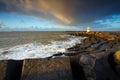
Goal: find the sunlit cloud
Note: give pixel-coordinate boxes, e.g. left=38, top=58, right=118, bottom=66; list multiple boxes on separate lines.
left=0, top=0, right=120, bottom=31
left=0, top=0, right=119, bottom=25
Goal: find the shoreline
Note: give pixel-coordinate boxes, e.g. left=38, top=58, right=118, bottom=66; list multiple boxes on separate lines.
left=0, top=31, right=120, bottom=80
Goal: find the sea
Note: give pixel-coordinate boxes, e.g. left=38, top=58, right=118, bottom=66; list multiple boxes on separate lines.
left=0, top=31, right=84, bottom=60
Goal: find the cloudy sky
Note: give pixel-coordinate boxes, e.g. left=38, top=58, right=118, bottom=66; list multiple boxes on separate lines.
left=0, top=0, right=120, bottom=31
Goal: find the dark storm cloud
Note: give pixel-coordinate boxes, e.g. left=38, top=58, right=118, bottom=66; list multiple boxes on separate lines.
left=69, top=0, right=120, bottom=24
left=0, top=0, right=120, bottom=25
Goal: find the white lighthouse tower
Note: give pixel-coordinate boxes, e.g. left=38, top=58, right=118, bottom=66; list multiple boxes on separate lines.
left=87, top=25, right=90, bottom=32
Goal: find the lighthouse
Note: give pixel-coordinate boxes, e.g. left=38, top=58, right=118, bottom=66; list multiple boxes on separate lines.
left=87, top=25, right=90, bottom=32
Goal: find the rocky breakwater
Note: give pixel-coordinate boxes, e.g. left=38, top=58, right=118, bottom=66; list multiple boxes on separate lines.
left=70, top=31, right=120, bottom=41
left=68, top=31, right=120, bottom=80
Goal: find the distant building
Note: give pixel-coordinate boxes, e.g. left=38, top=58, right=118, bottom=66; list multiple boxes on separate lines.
left=87, top=25, right=90, bottom=32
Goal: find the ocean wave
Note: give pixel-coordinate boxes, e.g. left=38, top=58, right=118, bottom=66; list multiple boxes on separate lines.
left=0, top=35, right=84, bottom=60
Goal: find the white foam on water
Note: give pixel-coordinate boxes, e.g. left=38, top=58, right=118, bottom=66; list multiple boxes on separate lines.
left=0, top=35, right=84, bottom=60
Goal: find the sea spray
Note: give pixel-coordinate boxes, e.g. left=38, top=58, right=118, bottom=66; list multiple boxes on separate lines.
left=0, top=35, right=84, bottom=60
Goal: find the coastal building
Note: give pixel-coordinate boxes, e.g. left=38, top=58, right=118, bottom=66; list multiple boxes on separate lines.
left=87, top=25, right=90, bottom=32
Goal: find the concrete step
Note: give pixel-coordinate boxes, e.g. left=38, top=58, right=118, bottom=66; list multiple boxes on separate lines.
left=21, top=57, right=73, bottom=80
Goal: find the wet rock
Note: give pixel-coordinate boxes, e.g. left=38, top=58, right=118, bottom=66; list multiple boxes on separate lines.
left=0, top=60, right=7, bottom=80
left=67, top=47, right=80, bottom=51
left=21, top=57, right=73, bottom=80
left=2, top=51, right=9, bottom=55
left=52, top=52, right=64, bottom=57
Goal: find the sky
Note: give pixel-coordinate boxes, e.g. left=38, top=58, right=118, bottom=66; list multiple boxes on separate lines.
left=0, top=0, right=120, bottom=31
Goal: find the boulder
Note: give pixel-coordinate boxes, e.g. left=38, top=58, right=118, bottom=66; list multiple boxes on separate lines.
left=108, top=36, right=115, bottom=40
left=114, top=51, right=120, bottom=65
left=79, top=54, right=96, bottom=80
left=114, top=51, right=120, bottom=74
left=21, top=57, right=73, bottom=80
left=89, top=37, right=99, bottom=44
left=79, top=53, right=120, bottom=80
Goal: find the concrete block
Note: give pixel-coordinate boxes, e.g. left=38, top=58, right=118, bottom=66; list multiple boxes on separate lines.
left=21, top=57, right=73, bottom=80
left=0, top=60, right=7, bottom=80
